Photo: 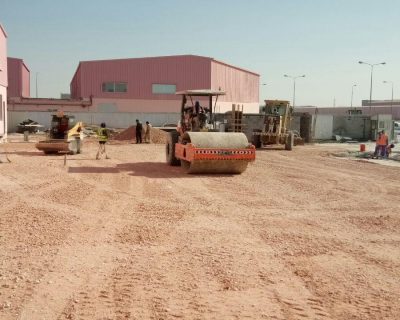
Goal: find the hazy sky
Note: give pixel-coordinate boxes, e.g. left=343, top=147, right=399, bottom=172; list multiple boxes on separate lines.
left=2, top=0, right=399, bottom=106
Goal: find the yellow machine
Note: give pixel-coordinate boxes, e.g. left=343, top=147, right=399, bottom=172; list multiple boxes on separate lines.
left=36, top=113, right=84, bottom=154
left=253, top=100, right=295, bottom=150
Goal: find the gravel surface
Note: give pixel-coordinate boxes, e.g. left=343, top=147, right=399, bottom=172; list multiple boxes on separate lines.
left=0, top=142, right=399, bottom=319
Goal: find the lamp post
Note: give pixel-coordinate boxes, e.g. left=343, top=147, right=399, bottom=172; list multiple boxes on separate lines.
left=35, top=72, right=39, bottom=98
left=358, top=61, right=386, bottom=113
left=284, top=74, right=305, bottom=108
left=351, top=84, right=357, bottom=108
left=260, top=83, right=267, bottom=113
left=383, top=80, right=394, bottom=115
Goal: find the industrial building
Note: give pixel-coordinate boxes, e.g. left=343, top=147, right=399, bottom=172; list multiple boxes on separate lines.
left=295, top=105, right=398, bottom=141
left=8, top=55, right=260, bottom=131
left=0, top=24, right=7, bottom=137
left=7, top=57, right=30, bottom=98
left=69, top=55, right=260, bottom=126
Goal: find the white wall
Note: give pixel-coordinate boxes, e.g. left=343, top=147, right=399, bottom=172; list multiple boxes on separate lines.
left=214, top=101, right=259, bottom=114
left=312, top=114, right=333, bottom=140
left=0, top=86, right=7, bottom=137
left=8, top=111, right=181, bottom=132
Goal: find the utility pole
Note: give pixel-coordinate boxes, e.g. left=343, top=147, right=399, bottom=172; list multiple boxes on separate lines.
left=35, top=72, right=39, bottom=98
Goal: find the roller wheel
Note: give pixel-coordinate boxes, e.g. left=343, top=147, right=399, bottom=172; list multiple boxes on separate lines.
left=253, top=130, right=262, bottom=148
left=69, top=140, right=79, bottom=155
left=285, top=131, right=294, bottom=151
left=166, top=131, right=180, bottom=166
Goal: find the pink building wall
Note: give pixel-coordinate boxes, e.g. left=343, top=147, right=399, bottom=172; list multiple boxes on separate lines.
left=71, top=55, right=211, bottom=100
left=7, top=57, right=30, bottom=98
left=0, top=25, right=7, bottom=88
left=211, top=60, right=259, bottom=103
left=70, top=55, right=260, bottom=113
left=21, top=61, right=30, bottom=97
left=0, top=24, right=8, bottom=137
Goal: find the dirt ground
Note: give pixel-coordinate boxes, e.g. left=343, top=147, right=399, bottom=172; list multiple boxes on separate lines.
left=0, top=139, right=399, bottom=320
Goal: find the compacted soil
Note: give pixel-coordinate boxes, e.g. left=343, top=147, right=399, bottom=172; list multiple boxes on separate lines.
left=0, top=141, right=399, bottom=319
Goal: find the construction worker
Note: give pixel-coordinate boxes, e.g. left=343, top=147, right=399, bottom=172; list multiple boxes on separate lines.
left=144, top=121, right=152, bottom=143
left=377, top=130, right=389, bottom=158
left=96, top=122, right=110, bottom=160
left=135, top=119, right=143, bottom=144
left=373, top=131, right=382, bottom=158
left=386, top=143, right=395, bottom=158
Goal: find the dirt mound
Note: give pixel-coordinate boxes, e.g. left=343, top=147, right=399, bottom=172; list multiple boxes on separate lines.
left=112, top=126, right=168, bottom=144
left=112, top=126, right=136, bottom=141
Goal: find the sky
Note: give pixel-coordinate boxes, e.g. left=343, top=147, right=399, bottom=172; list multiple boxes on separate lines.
left=1, top=0, right=400, bottom=107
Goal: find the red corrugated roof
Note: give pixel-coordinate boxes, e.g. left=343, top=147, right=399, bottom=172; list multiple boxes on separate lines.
left=79, top=54, right=212, bottom=64
left=76, top=54, right=259, bottom=76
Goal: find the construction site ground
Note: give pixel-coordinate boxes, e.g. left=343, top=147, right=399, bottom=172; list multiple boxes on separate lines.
left=0, top=138, right=399, bottom=319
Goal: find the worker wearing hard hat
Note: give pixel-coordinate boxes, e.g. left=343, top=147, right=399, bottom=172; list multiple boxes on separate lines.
left=96, top=122, right=110, bottom=160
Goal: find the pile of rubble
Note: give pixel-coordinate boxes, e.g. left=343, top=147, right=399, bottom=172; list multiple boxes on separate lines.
left=112, top=126, right=168, bottom=144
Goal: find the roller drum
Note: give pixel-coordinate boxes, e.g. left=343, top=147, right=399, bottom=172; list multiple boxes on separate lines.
left=181, top=132, right=249, bottom=148
left=181, top=132, right=251, bottom=174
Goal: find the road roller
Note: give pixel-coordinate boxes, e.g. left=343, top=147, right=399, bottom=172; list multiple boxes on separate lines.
left=35, top=113, right=83, bottom=155
left=166, top=90, right=255, bottom=174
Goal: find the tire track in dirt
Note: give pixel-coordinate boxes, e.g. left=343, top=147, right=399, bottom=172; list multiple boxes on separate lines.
left=2, top=142, right=400, bottom=319
left=17, top=154, right=145, bottom=319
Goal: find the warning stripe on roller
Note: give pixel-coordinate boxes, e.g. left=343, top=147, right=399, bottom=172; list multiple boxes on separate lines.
left=195, top=150, right=254, bottom=155
left=192, top=149, right=255, bottom=161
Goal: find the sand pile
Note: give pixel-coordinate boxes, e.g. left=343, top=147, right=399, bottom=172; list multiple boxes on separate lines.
left=112, top=126, right=168, bottom=144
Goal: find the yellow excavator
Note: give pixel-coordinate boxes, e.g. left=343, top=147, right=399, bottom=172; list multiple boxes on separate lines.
left=36, top=112, right=84, bottom=154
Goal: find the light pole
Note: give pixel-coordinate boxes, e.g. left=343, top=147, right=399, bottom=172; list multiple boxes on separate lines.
left=351, top=84, right=357, bottom=108
left=35, top=72, right=39, bottom=98
left=358, top=61, right=386, bottom=113
left=260, top=83, right=267, bottom=112
left=284, top=74, right=305, bottom=108
left=260, top=83, right=267, bottom=96
left=383, top=80, right=394, bottom=115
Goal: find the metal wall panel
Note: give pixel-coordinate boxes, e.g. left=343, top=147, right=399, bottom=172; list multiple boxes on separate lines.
left=7, top=58, right=30, bottom=98
left=70, top=64, right=82, bottom=98
left=211, top=60, right=259, bottom=103
left=7, top=57, right=20, bottom=97
left=0, top=26, right=7, bottom=136
left=0, top=26, right=7, bottom=88
left=73, top=55, right=211, bottom=100
left=21, top=62, right=30, bottom=97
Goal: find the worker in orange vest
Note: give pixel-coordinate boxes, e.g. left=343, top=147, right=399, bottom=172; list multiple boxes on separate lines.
left=373, top=131, right=382, bottom=158
left=377, top=130, right=389, bottom=158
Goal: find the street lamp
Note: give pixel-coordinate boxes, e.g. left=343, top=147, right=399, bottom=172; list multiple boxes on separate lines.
left=35, top=72, right=39, bottom=98
left=259, top=83, right=267, bottom=112
left=284, top=74, right=305, bottom=108
left=351, top=84, right=357, bottom=108
left=358, top=61, right=386, bottom=113
left=383, top=80, right=394, bottom=114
